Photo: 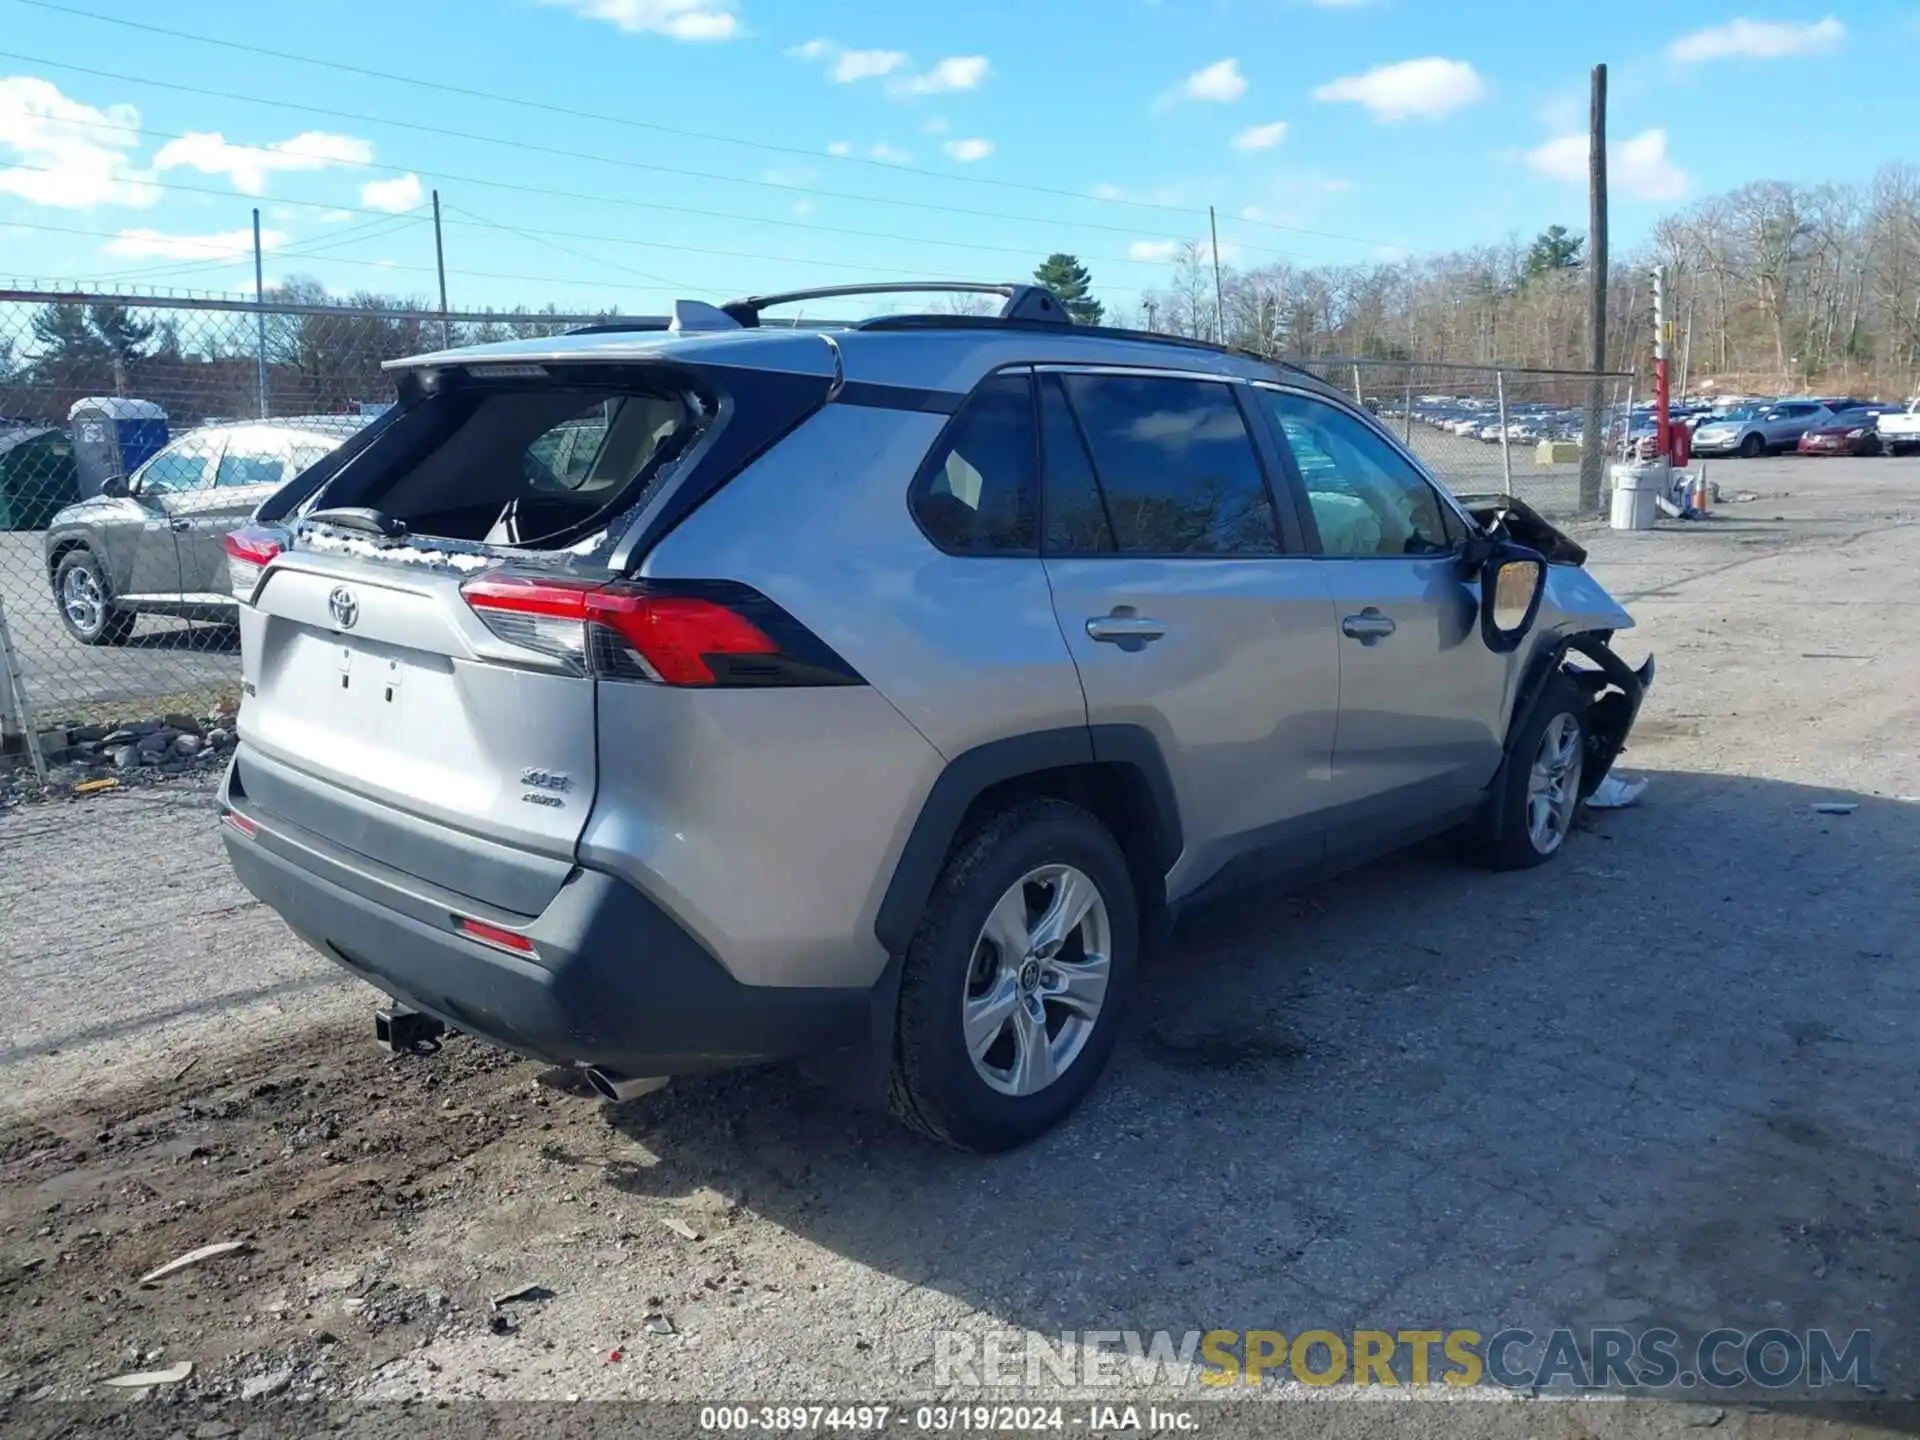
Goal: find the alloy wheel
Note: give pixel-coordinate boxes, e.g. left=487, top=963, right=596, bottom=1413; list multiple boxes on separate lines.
left=1526, top=713, right=1584, bottom=855
left=961, top=864, right=1112, bottom=1098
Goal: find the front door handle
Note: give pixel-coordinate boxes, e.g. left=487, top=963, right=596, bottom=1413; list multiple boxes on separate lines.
left=1341, top=608, right=1396, bottom=644
left=1086, top=609, right=1167, bottom=649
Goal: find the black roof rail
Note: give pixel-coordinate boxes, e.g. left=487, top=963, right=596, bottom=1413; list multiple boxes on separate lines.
left=850, top=311, right=1294, bottom=367
left=719, top=282, right=1065, bottom=327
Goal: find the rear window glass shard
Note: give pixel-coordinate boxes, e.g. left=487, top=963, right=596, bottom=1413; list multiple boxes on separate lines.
left=297, top=375, right=706, bottom=558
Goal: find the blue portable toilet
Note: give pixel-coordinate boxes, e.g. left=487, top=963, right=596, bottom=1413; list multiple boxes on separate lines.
left=68, top=396, right=169, bottom=498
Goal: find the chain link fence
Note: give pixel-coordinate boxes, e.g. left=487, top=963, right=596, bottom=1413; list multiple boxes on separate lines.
left=0, top=290, right=1639, bottom=771
left=0, top=289, right=628, bottom=760
left=1294, top=359, right=1635, bottom=518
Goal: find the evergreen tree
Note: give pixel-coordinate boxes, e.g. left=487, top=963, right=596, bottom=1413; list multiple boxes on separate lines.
left=1033, top=253, right=1105, bottom=325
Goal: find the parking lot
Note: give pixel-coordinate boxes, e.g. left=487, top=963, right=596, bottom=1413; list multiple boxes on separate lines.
left=2, top=455, right=1917, bottom=1430
left=0, top=529, right=237, bottom=716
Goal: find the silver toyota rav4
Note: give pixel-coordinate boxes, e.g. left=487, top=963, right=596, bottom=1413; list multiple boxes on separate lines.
left=219, top=283, right=1652, bottom=1152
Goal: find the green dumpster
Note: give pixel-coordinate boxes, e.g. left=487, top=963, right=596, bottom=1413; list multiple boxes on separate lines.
left=0, top=428, right=79, bottom=530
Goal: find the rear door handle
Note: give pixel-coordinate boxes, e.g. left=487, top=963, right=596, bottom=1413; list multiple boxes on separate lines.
left=1086, top=612, right=1167, bottom=648
left=1341, top=608, right=1396, bottom=643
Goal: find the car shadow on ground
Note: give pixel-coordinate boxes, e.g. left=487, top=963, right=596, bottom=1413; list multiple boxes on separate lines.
left=119, top=621, right=239, bottom=653
left=573, top=768, right=1919, bottom=1402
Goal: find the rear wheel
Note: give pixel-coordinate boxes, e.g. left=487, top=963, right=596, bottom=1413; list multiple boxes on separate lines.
left=1471, top=677, right=1588, bottom=872
left=1738, top=433, right=1765, bottom=459
left=53, top=549, right=135, bottom=646
left=889, top=799, right=1137, bottom=1152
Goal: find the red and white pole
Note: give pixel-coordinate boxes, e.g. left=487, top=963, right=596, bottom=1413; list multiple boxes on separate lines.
left=1652, top=264, right=1671, bottom=462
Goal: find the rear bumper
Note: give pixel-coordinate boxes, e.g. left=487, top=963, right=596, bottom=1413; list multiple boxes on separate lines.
left=221, top=770, right=872, bottom=1076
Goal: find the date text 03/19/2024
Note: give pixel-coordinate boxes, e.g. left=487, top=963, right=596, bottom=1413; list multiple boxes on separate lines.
left=697, top=1406, right=1195, bottom=1433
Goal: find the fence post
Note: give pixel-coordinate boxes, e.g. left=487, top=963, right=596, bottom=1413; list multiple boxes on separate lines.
left=1351, top=364, right=1364, bottom=406
left=1403, top=377, right=1414, bottom=443
left=0, top=600, right=47, bottom=784
left=1496, top=369, right=1514, bottom=496
left=252, top=208, right=270, bottom=419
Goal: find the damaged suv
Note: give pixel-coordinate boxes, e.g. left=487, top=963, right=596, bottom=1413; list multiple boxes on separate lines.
left=218, top=283, right=1652, bottom=1153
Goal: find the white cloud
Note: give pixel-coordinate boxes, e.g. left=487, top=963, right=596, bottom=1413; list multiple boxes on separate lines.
left=1127, top=237, right=1240, bottom=265
left=153, top=129, right=371, bottom=196
left=1670, top=16, right=1845, bottom=62
left=889, top=56, right=991, bottom=96
left=793, top=198, right=816, bottom=216
left=826, top=140, right=853, bottom=157
left=833, top=48, right=907, bottom=82
left=106, top=226, right=287, bottom=260
left=868, top=142, right=911, bottom=164
left=0, top=76, right=157, bottom=209
left=1313, top=57, right=1485, bottom=120
left=360, top=172, right=424, bottom=212
left=1177, top=59, right=1247, bottom=104
left=942, top=137, right=993, bottom=162
left=321, top=209, right=353, bottom=222
left=1232, top=120, right=1288, bottom=152
left=539, top=0, right=738, bottom=41
left=1525, top=127, right=1689, bottom=201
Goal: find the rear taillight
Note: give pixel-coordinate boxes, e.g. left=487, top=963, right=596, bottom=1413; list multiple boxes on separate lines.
left=223, top=525, right=284, bottom=601
left=459, top=574, right=860, bottom=688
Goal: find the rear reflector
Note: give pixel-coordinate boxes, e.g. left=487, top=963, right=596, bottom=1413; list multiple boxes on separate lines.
left=457, top=916, right=536, bottom=954
left=221, top=809, right=257, bottom=838
left=460, top=574, right=858, bottom=688
left=223, top=525, right=284, bottom=601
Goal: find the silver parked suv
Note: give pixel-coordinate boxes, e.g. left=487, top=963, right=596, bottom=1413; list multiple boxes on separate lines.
left=219, top=283, right=1652, bottom=1152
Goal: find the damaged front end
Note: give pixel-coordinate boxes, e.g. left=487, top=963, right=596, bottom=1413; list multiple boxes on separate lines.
left=1460, top=491, right=1654, bottom=798
left=1560, top=634, right=1655, bottom=799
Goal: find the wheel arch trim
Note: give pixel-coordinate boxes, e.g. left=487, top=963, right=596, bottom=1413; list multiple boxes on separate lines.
left=872, top=724, right=1183, bottom=956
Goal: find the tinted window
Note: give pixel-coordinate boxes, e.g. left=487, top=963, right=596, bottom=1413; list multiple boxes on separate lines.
left=1038, top=373, right=1114, bottom=554
left=1263, top=391, right=1456, bottom=557
left=138, top=436, right=220, bottom=493
left=1059, top=375, right=1277, bottom=556
left=216, top=447, right=289, bottom=488
left=910, top=372, right=1037, bottom=555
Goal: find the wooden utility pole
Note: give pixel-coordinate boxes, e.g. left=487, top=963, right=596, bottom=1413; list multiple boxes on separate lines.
left=1578, top=63, right=1609, bottom=513
left=432, top=188, right=452, bottom=350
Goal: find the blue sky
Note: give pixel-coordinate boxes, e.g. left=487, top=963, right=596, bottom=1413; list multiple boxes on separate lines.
left=0, top=0, right=1902, bottom=316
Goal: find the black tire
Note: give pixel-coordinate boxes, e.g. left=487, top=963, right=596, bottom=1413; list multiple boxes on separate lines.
left=52, top=549, right=135, bottom=646
left=889, top=798, right=1138, bottom=1153
left=1738, top=433, right=1765, bottom=459
left=1470, top=676, right=1589, bottom=873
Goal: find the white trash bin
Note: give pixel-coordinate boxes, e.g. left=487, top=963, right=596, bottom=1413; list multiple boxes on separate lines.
left=1609, top=464, right=1661, bottom=531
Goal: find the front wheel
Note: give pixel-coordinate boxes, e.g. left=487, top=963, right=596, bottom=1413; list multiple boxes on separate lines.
left=1471, top=677, right=1588, bottom=872
left=53, top=549, right=135, bottom=645
left=1738, top=433, right=1765, bottom=459
left=889, top=799, right=1138, bottom=1152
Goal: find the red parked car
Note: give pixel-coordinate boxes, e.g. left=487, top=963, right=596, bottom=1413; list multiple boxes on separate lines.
left=1798, top=407, right=1897, bottom=456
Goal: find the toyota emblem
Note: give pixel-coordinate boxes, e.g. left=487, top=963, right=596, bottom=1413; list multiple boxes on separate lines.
left=327, top=586, right=360, bottom=630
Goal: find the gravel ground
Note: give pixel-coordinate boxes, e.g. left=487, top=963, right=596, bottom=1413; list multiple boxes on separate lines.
left=1, top=456, right=1917, bottom=1436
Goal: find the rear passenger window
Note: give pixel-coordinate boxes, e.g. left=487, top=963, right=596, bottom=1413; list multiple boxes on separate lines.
left=909, top=372, right=1038, bottom=555
left=1058, top=375, right=1279, bottom=556
left=1039, top=374, right=1114, bottom=554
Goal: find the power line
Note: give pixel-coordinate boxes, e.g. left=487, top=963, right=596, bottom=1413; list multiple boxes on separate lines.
left=0, top=217, right=675, bottom=295
left=86, top=209, right=427, bottom=286
left=13, top=0, right=1396, bottom=251
left=0, top=160, right=1227, bottom=273
left=0, top=46, right=1336, bottom=263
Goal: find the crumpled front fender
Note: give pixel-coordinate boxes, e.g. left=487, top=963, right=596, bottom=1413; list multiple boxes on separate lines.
left=1536, top=562, right=1635, bottom=639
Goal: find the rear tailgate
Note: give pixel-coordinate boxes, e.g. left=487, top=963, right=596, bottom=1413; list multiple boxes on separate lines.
left=235, top=550, right=595, bottom=913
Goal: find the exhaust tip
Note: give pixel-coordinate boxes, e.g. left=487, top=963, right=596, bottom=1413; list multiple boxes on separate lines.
left=582, top=1067, right=670, bottom=1104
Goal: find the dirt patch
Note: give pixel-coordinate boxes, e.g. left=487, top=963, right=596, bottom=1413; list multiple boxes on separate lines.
left=0, top=1022, right=551, bottom=1403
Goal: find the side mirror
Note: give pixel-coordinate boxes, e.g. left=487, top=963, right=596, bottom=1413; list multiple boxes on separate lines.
left=1480, top=546, right=1547, bottom=654
left=100, top=473, right=131, bottom=498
